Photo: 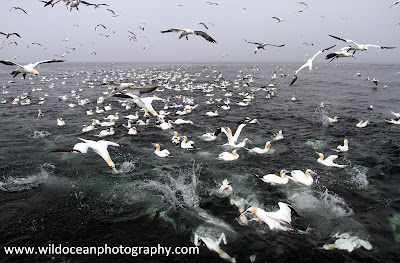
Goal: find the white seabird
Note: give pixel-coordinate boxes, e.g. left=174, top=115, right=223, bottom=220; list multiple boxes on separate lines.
left=0, top=59, right=64, bottom=79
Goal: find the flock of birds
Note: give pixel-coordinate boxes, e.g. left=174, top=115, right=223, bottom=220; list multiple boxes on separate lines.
left=1, top=0, right=399, bottom=261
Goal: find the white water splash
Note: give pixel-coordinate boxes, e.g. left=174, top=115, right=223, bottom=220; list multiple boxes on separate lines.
left=0, top=163, right=53, bottom=192
left=111, top=161, right=136, bottom=174
left=145, top=163, right=201, bottom=210
left=32, top=130, right=51, bottom=139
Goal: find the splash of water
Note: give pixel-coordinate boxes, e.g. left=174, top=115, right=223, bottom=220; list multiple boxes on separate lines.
left=32, top=130, right=51, bottom=139
left=0, top=163, right=53, bottom=192
left=145, top=162, right=201, bottom=210
left=111, top=161, right=136, bottom=174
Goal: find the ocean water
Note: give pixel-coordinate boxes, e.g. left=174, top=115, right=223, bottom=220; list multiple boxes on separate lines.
left=1, top=62, right=400, bottom=262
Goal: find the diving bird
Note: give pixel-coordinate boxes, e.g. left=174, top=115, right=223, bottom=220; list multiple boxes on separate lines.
left=288, top=169, right=314, bottom=186
left=0, top=32, right=21, bottom=39
left=254, top=170, right=289, bottom=185
left=194, top=232, right=235, bottom=263
left=290, top=45, right=336, bottom=85
left=317, top=153, right=347, bottom=168
left=328, top=34, right=396, bottom=54
left=102, top=81, right=158, bottom=99
left=160, top=28, right=217, bottom=43
left=0, top=59, right=64, bottom=79
left=116, top=93, right=164, bottom=120
left=243, top=39, right=285, bottom=54
left=245, top=202, right=297, bottom=231
left=219, top=179, right=233, bottom=197
left=198, top=128, right=222, bottom=142
left=51, top=138, right=123, bottom=170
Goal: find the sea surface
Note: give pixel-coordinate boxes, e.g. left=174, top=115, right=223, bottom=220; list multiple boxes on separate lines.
left=1, top=62, right=400, bottom=263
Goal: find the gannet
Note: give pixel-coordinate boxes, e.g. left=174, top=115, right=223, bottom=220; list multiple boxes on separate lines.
left=180, top=136, right=196, bottom=150
left=334, top=138, right=349, bottom=152
left=245, top=203, right=297, bottom=231
left=317, top=153, right=347, bottom=168
left=288, top=169, right=314, bottom=186
left=322, top=232, right=372, bottom=252
left=194, top=233, right=236, bottom=263
left=57, top=118, right=65, bottom=126
left=153, top=143, right=170, bottom=158
left=232, top=138, right=250, bottom=148
left=247, top=141, right=271, bottom=154
left=272, top=130, right=284, bottom=141
left=173, top=118, right=193, bottom=125
left=0, top=59, right=64, bottom=79
left=198, top=128, right=221, bottom=142
left=290, top=45, right=336, bottom=85
left=51, top=138, right=121, bottom=169
left=255, top=170, right=289, bottom=185
left=390, top=1, right=400, bottom=8
left=161, top=28, right=217, bottom=43
left=219, top=179, right=233, bottom=197
left=356, top=120, right=369, bottom=128
left=100, top=119, right=115, bottom=127
left=171, top=131, right=181, bottom=144
left=243, top=39, right=285, bottom=54
left=328, top=34, right=396, bottom=54
left=82, top=124, right=95, bottom=133
left=97, top=127, right=114, bottom=137
left=328, top=116, right=338, bottom=123
left=220, top=119, right=253, bottom=146
left=205, top=110, right=218, bottom=117
left=390, top=111, right=400, bottom=119
left=218, top=149, right=239, bottom=161
left=10, top=6, right=28, bottom=14
left=0, top=32, right=21, bottom=39
left=37, top=109, right=44, bottom=117
left=272, top=17, right=284, bottom=22
left=102, top=81, right=157, bottom=99
left=325, top=47, right=355, bottom=61
left=119, top=93, right=164, bottom=121
left=385, top=119, right=400, bottom=125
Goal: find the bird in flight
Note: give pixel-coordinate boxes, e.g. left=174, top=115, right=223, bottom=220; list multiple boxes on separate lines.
left=0, top=59, right=64, bottom=79
left=272, top=17, right=285, bottom=22
left=328, top=34, right=396, bottom=54
left=390, top=1, right=400, bottom=8
left=0, top=32, right=21, bottom=39
left=161, top=28, right=217, bottom=43
left=325, top=47, right=355, bottom=61
left=244, top=39, right=285, bottom=54
left=290, top=45, right=336, bottom=85
left=10, top=6, right=28, bottom=14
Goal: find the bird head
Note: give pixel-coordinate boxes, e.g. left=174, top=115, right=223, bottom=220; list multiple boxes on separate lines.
left=32, top=69, right=39, bottom=75
left=246, top=207, right=258, bottom=214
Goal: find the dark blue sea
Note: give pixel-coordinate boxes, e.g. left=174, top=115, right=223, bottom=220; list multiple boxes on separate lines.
left=1, top=62, right=400, bottom=263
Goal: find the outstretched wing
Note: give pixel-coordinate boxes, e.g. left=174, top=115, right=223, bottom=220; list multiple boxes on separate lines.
left=31, top=59, right=65, bottom=68
left=310, top=45, right=336, bottom=61
left=325, top=154, right=339, bottom=163
left=365, top=44, right=396, bottom=49
left=289, top=74, right=298, bottom=86
left=160, top=28, right=184, bottom=34
left=0, top=60, right=21, bottom=67
left=194, top=30, right=217, bottom=43
left=244, top=39, right=262, bottom=45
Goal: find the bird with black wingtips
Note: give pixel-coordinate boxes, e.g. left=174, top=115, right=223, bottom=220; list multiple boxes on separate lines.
left=243, top=39, right=285, bottom=54
left=0, top=59, right=64, bottom=79
left=290, top=45, right=336, bottom=85
left=10, top=6, right=28, bottom=14
left=328, top=34, right=396, bottom=54
left=0, top=32, right=21, bottom=39
left=161, top=28, right=217, bottom=43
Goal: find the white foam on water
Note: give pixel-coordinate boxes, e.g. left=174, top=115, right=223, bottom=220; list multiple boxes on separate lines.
left=32, top=130, right=51, bottom=139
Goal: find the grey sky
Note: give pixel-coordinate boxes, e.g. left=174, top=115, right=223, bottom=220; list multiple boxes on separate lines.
left=1, top=0, right=399, bottom=64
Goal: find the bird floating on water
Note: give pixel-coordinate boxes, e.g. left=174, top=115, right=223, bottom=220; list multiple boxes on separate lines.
left=255, top=169, right=289, bottom=185
left=317, top=153, right=347, bottom=168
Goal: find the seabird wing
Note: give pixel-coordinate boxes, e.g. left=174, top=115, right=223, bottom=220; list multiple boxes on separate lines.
left=328, top=34, right=350, bottom=43
left=160, top=28, right=184, bottom=34
left=244, top=39, right=262, bottom=45
left=0, top=60, right=21, bottom=67
left=325, top=155, right=339, bottom=162
left=31, top=59, right=65, bottom=68
left=194, top=30, right=217, bottom=43
left=365, top=44, right=396, bottom=49
left=289, top=74, right=298, bottom=86
left=130, top=86, right=158, bottom=94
